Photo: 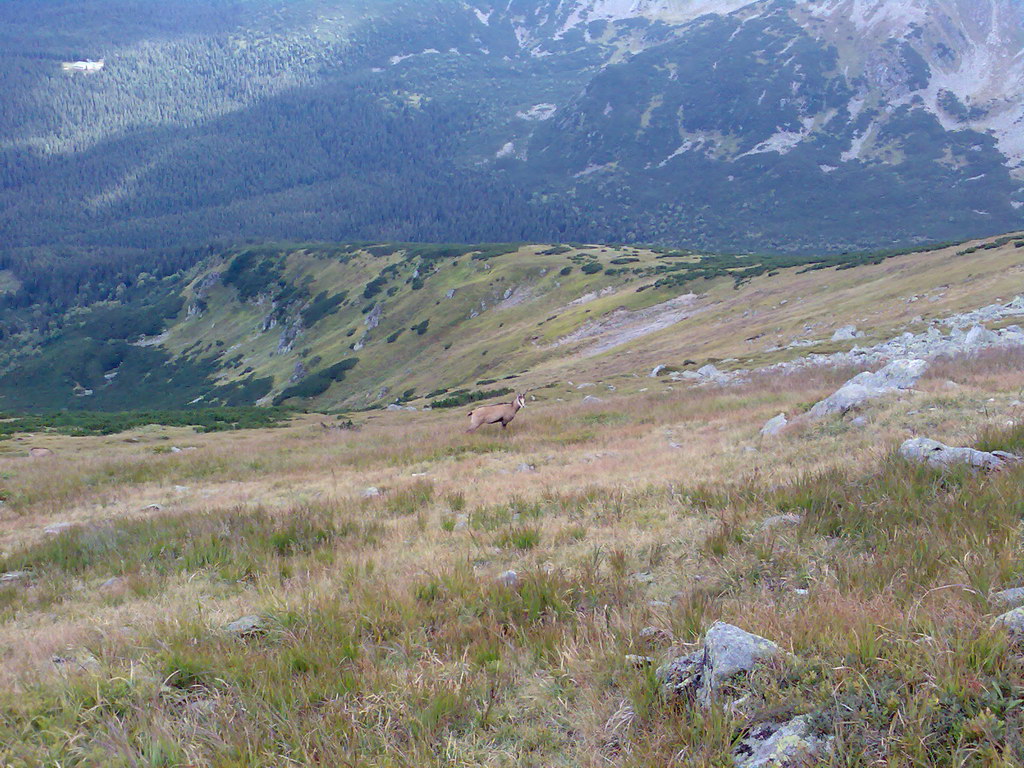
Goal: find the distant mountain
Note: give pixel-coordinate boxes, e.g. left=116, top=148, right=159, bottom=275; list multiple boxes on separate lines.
left=0, top=0, right=1022, bottom=294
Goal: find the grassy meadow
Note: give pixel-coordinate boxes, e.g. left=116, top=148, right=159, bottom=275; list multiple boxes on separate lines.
left=1, top=343, right=1024, bottom=766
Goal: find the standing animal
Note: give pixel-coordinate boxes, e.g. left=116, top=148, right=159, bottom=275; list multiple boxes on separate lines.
left=467, top=393, right=526, bottom=432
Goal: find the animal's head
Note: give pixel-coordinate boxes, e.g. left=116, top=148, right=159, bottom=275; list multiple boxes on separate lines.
left=515, top=393, right=527, bottom=409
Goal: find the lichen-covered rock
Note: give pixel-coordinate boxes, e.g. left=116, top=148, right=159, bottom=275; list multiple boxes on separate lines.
left=899, top=438, right=1019, bottom=471
left=658, top=622, right=781, bottom=707
left=733, top=715, right=832, bottom=768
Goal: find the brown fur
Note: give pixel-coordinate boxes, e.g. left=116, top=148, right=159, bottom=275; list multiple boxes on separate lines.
left=466, top=393, right=526, bottom=432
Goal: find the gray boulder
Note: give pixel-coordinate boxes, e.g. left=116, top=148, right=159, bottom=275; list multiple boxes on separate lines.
left=808, top=359, right=927, bottom=418
left=658, top=622, right=781, bottom=707
left=650, top=365, right=668, bottom=378
left=992, top=587, right=1024, bottom=609
left=994, top=607, right=1024, bottom=634
left=899, top=438, right=1019, bottom=471
left=362, top=487, right=381, bottom=498
left=831, top=325, right=862, bottom=341
left=226, top=615, right=266, bottom=637
left=702, top=622, right=781, bottom=704
left=760, top=413, right=788, bottom=437
left=964, top=325, right=999, bottom=348
left=582, top=395, right=603, bottom=404
left=733, top=715, right=832, bottom=768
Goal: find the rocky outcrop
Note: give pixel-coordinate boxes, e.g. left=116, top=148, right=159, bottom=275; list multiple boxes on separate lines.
left=808, top=359, right=927, bottom=418
left=899, top=438, right=1020, bottom=471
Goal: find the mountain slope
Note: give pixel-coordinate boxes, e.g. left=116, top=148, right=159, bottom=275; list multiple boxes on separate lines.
left=2, top=232, right=1023, bottom=412
left=0, top=0, right=1021, bottom=268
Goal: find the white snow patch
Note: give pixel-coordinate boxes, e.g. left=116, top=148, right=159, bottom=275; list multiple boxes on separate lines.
left=473, top=7, right=492, bottom=25
left=517, top=103, right=558, bottom=121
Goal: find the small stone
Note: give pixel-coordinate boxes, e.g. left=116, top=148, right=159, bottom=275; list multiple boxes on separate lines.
left=650, top=365, right=667, bottom=378
left=453, top=514, right=469, bottom=531
left=638, top=626, right=673, bottom=648
left=582, top=395, right=603, bottom=404
left=0, top=570, right=30, bottom=585
left=173, top=485, right=189, bottom=493
left=29, top=447, right=55, bottom=459
left=994, top=607, right=1024, bottom=634
left=625, top=654, right=654, bottom=669
left=631, top=571, right=655, bottom=584
left=99, top=576, right=125, bottom=592
left=170, top=447, right=183, bottom=454
left=226, top=615, right=266, bottom=637
left=760, top=514, right=803, bottom=531
left=362, top=487, right=381, bottom=498
left=44, top=522, right=73, bottom=536
left=497, top=570, right=520, bottom=588
left=516, top=463, right=536, bottom=473
left=850, top=416, right=868, bottom=427
left=143, top=504, right=163, bottom=512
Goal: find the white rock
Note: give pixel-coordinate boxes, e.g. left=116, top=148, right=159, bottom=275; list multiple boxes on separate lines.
left=808, top=359, right=927, bottom=418
left=760, top=413, right=788, bottom=437
left=650, top=365, right=667, bottom=377
left=899, top=438, right=1019, bottom=471
left=362, top=487, right=381, bottom=498
left=831, top=325, right=862, bottom=341
left=497, top=570, right=519, bottom=588
left=44, top=523, right=73, bottom=536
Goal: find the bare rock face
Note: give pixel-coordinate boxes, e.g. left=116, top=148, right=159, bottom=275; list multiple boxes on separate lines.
left=808, top=359, right=928, bottom=418
left=899, top=438, right=1020, bottom=471
left=733, top=715, right=832, bottom=768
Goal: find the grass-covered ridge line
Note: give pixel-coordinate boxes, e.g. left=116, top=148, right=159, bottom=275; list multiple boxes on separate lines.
left=0, top=233, right=1020, bottom=413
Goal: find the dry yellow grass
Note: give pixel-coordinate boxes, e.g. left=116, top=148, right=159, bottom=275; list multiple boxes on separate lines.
left=2, top=248, right=1024, bottom=764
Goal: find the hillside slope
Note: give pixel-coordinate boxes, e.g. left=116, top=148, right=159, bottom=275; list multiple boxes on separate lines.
left=3, top=233, right=1023, bottom=412
left=1, top=0, right=1021, bottom=269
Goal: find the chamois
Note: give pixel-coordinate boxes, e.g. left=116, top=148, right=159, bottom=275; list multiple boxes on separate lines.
left=466, top=393, right=526, bottom=432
